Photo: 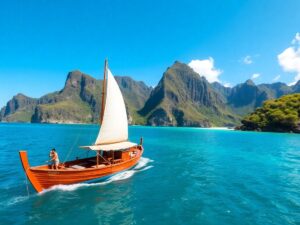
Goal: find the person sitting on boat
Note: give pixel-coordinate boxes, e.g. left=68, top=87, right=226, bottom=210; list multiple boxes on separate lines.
left=50, top=148, right=60, bottom=170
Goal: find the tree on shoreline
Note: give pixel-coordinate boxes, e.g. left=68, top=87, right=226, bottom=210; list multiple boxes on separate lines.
left=239, top=94, right=300, bottom=133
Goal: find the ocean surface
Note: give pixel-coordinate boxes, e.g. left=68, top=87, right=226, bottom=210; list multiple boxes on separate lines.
left=0, top=123, right=299, bottom=225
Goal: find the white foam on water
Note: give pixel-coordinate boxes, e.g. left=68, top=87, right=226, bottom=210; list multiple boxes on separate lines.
left=139, top=165, right=154, bottom=171
left=40, top=157, right=153, bottom=194
left=196, top=127, right=234, bottom=130
left=108, top=170, right=135, bottom=182
left=134, top=157, right=154, bottom=170
left=41, top=183, right=99, bottom=193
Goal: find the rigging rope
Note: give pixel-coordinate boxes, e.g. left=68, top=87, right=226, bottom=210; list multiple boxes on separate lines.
left=63, top=133, right=80, bottom=163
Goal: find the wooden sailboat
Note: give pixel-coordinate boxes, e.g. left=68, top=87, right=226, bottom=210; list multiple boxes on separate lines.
left=19, top=60, right=144, bottom=193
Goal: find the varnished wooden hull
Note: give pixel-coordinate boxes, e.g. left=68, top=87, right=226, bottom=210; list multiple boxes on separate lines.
left=19, top=147, right=143, bottom=193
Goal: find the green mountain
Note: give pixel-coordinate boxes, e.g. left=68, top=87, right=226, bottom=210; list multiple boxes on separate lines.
left=211, top=82, right=231, bottom=99
left=31, top=71, right=99, bottom=123
left=257, top=82, right=293, bottom=98
left=115, top=76, right=152, bottom=124
left=238, top=93, right=300, bottom=133
left=1, top=62, right=300, bottom=127
left=0, top=94, right=37, bottom=122
left=212, top=80, right=299, bottom=116
left=227, top=79, right=269, bottom=115
left=139, top=61, right=238, bottom=127
left=1, top=71, right=152, bottom=124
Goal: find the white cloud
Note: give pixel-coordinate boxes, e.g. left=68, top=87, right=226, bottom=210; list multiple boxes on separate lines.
left=188, top=58, right=222, bottom=83
left=272, top=75, right=281, bottom=82
left=291, top=32, right=300, bottom=45
left=223, top=82, right=232, bottom=88
left=290, top=74, right=300, bottom=86
left=278, top=32, right=300, bottom=85
left=278, top=47, right=300, bottom=72
left=251, top=73, right=260, bottom=79
left=243, top=55, right=253, bottom=64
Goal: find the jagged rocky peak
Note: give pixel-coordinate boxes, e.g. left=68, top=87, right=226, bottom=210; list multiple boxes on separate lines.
left=293, top=80, right=300, bottom=92
left=244, top=79, right=255, bottom=86
left=14, top=93, right=27, bottom=98
left=65, top=70, right=84, bottom=88
left=5, top=93, right=37, bottom=113
left=139, top=61, right=236, bottom=127
left=2, top=61, right=298, bottom=126
left=1, top=69, right=152, bottom=124
left=164, top=61, right=221, bottom=106
left=211, top=82, right=232, bottom=99
left=116, top=76, right=152, bottom=92
left=161, top=61, right=200, bottom=87
left=64, top=70, right=96, bottom=90
left=0, top=93, right=37, bottom=122
left=166, top=60, right=196, bottom=76
left=228, top=79, right=273, bottom=111
left=270, top=82, right=287, bottom=87
left=12, top=93, right=36, bottom=101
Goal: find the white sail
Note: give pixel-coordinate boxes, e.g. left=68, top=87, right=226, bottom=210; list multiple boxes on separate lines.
left=95, top=68, right=128, bottom=145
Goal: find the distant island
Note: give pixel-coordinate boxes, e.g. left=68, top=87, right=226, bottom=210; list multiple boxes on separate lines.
left=1, top=61, right=300, bottom=130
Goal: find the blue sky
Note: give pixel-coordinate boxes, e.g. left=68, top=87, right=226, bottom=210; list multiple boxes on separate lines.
left=1, top=0, right=300, bottom=107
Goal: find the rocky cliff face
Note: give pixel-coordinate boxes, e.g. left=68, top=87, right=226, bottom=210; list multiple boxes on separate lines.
left=258, top=82, right=293, bottom=99
left=0, top=94, right=37, bottom=122
left=212, top=79, right=299, bottom=116
left=1, top=71, right=152, bottom=124
left=139, top=61, right=238, bottom=127
left=211, top=82, right=231, bottom=99
left=115, top=76, right=152, bottom=124
left=31, top=71, right=98, bottom=123
left=226, top=79, right=269, bottom=116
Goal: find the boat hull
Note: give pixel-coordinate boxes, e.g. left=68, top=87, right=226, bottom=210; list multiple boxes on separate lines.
left=19, top=147, right=143, bottom=193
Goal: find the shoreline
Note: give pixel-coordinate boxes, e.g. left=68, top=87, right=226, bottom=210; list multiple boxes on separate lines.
left=0, top=121, right=235, bottom=129
left=1, top=122, right=298, bottom=134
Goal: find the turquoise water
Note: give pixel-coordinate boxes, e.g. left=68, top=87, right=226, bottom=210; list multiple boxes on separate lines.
left=0, top=124, right=299, bottom=225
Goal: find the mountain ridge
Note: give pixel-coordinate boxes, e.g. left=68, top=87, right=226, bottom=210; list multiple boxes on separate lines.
left=1, top=62, right=299, bottom=126
left=1, top=70, right=152, bottom=124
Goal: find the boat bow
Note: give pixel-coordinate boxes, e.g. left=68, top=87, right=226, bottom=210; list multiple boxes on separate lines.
left=19, top=151, right=43, bottom=192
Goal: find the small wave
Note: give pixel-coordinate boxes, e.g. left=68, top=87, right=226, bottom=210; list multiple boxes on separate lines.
left=40, top=157, right=153, bottom=193
left=139, top=165, right=154, bottom=171
left=1, top=195, right=29, bottom=207
left=134, top=157, right=154, bottom=170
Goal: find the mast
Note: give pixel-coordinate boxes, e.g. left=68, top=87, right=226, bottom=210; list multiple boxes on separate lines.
left=100, top=59, right=108, bottom=124
left=95, top=62, right=129, bottom=145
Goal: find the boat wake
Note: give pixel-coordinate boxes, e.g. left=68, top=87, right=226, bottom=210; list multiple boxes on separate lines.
left=40, top=157, right=153, bottom=193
